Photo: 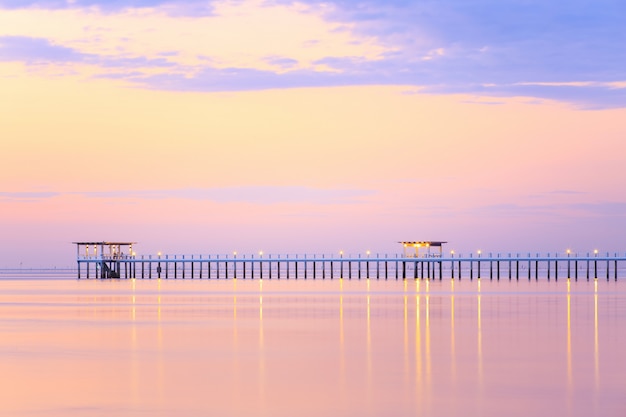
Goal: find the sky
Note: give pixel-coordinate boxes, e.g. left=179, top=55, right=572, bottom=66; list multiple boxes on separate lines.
left=1, top=0, right=625, bottom=267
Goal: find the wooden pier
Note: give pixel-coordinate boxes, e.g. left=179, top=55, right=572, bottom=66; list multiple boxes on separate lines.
left=75, top=243, right=626, bottom=281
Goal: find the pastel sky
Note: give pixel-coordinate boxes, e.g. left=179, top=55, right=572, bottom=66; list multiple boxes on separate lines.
left=1, top=0, right=625, bottom=267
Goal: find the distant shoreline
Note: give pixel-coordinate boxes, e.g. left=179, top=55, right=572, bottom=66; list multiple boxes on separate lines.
left=0, top=268, right=76, bottom=274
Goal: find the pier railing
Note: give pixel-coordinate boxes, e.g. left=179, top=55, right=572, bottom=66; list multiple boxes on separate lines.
left=77, top=252, right=626, bottom=280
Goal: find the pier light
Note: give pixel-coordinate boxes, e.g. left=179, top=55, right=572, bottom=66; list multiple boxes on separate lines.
left=259, top=251, right=263, bottom=257
left=366, top=250, right=370, bottom=257
left=233, top=251, right=237, bottom=257
left=477, top=250, right=482, bottom=256
left=566, top=249, right=571, bottom=256
left=594, top=249, right=598, bottom=255
left=339, top=250, right=343, bottom=258
left=450, top=250, right=455, bottom=256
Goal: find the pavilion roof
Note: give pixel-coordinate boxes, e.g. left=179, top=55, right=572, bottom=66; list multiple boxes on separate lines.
left=399, top=241, right=447, bottom=247
left=73, top=242, right=137, bottom=246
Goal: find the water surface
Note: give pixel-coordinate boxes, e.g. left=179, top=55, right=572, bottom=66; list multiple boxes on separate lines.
left=0, top=276, right=624, bottom=416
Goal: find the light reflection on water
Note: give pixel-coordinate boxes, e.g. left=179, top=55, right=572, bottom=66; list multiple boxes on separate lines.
left=0, top=277, right=625, bottom=416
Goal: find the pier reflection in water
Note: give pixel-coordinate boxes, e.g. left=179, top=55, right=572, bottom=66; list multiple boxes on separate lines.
left=0, top=277, right=624, bottom=417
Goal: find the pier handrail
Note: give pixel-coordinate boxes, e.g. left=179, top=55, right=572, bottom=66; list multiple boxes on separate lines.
left=78, top=252, right=626, bottom=263
left=76, top=250, right=626, bottom=280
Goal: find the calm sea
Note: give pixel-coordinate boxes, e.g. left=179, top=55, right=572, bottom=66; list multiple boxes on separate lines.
left=0, top=275, right=625, bottom=416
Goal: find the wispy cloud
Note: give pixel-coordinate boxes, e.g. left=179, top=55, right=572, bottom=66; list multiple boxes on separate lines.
left=567, top=202, right=626, bottom=217
left=0, top=0, right=208, bottom=12
left=0, top=191, right=61, bottom=200
left=474, top=201, right=626, bottom=218
left=0, top=187, right=375, bottom=204
left=541, top=190, right=588, bottom=196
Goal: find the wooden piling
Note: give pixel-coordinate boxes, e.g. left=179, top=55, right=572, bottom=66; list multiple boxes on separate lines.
left=497, top=255, right=500, bottom=280
left=74, top=249, right=625, bottom=282
left=384, top=256, right=388, bottom=280
left=451, top=258, right=455, bottom=279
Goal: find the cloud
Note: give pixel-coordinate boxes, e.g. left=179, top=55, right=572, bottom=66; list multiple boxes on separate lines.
left=5, top=33, right=619, bottom=108
left=474, top=201, right=626, bottom=218
left=0, top=35, right=179, bottom=71
left=264, top=56, right=299, bottom=70
left=450, top=82, right=626, bottom=110
left=1, top=0, right=625, bottom=107
left=83, top=186, right=374, bottom=204
left=541, top=190, right=588, bottom=196
left=0, top=187, right=374, bottom=204
left=0, top=191, right=61, bottom=200
left=0, top=35, right=81, bottom=62
left=567, top=202, right=626, bottom=217
left=0, top=0, right=210, bottom=12
left=245, top=0, right=626, bottom=107
left=109, top=65, right=371, bottom=91
left=471, top=203, right=559, bottom=218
